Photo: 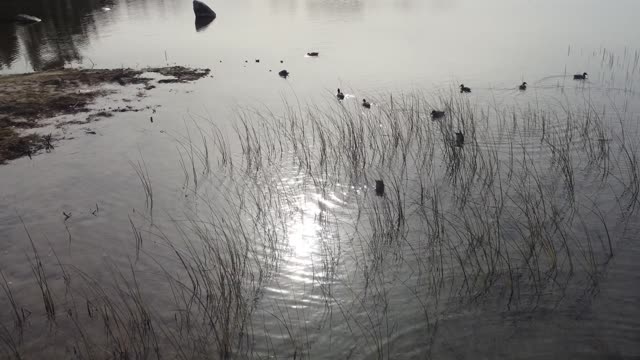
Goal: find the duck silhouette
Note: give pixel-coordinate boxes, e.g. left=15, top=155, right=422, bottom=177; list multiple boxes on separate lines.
left=431, top=110, right=445, bottom=119
left=573, top=72, right=588, bottom=80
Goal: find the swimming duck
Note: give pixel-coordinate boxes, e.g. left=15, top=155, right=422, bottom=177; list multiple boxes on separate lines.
left=460, top=84, right=471, bottom=93
left=519, top=82, right=527, bottom=90
left=337, top=88, right=345, bottom=100
left=362, top=99, right=371, bottom=109
left=573, top=72, right=588, bottom=80
left=455, top=132, right=465, bottom=146
left=431, top=110, right=445, bottom=119
left=278, top=70, right=289, bottom=78
left=307, top=52, right=319, bottom=57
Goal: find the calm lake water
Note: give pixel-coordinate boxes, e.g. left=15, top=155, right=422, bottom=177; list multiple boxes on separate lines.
left=1, top=0, right=640, bottom=358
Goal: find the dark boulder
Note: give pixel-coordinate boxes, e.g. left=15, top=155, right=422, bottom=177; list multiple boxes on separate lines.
left=193, top=0, right=216, bottom=18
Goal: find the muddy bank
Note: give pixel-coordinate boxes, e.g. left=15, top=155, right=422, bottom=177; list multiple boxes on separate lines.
left=0, top=66, right=210, bottom=163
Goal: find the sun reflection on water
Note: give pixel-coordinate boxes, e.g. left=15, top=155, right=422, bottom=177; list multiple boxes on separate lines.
left=285, top=193, right=335, bottom=259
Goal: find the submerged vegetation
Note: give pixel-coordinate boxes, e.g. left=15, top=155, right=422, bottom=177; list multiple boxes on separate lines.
left=2, top=82, right=638, bottom=357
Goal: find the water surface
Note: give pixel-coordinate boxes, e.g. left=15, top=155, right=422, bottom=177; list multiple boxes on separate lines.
left=1, top=0, right=640, bottom=358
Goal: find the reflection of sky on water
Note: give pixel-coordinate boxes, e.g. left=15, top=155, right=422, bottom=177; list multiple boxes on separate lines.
left=2, top=0, right=639, bottom=89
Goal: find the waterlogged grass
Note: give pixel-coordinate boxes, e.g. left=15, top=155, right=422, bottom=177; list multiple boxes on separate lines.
left=1, top=83, right=639, bottom=359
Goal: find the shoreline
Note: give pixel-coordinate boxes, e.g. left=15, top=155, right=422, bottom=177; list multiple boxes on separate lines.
left=0, top=66, right=210, bottom=164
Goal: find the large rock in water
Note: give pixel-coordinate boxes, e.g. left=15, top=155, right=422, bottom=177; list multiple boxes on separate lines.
left=193, top=0, right=216, bottom=18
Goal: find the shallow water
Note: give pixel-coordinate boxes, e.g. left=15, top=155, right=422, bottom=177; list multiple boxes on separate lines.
left=1, top=0, right=640, bottom=359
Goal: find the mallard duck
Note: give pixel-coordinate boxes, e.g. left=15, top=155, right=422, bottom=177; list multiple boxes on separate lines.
left=278, top=70, right=289, bottom=78
left=337, top=88, right=345, bottom=100
left=519, top=82, right=527, bottom=90
left=573, top=72, right=587, bottom=80
left=455, top=132, right=465, bottom=146
left=362, top=99, right=371, bottom=109
left=460, top=84, right=471, bottom=93
left=431, top=110, right=445, bottom=119
left=307, top=52, right=319, bottom=57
